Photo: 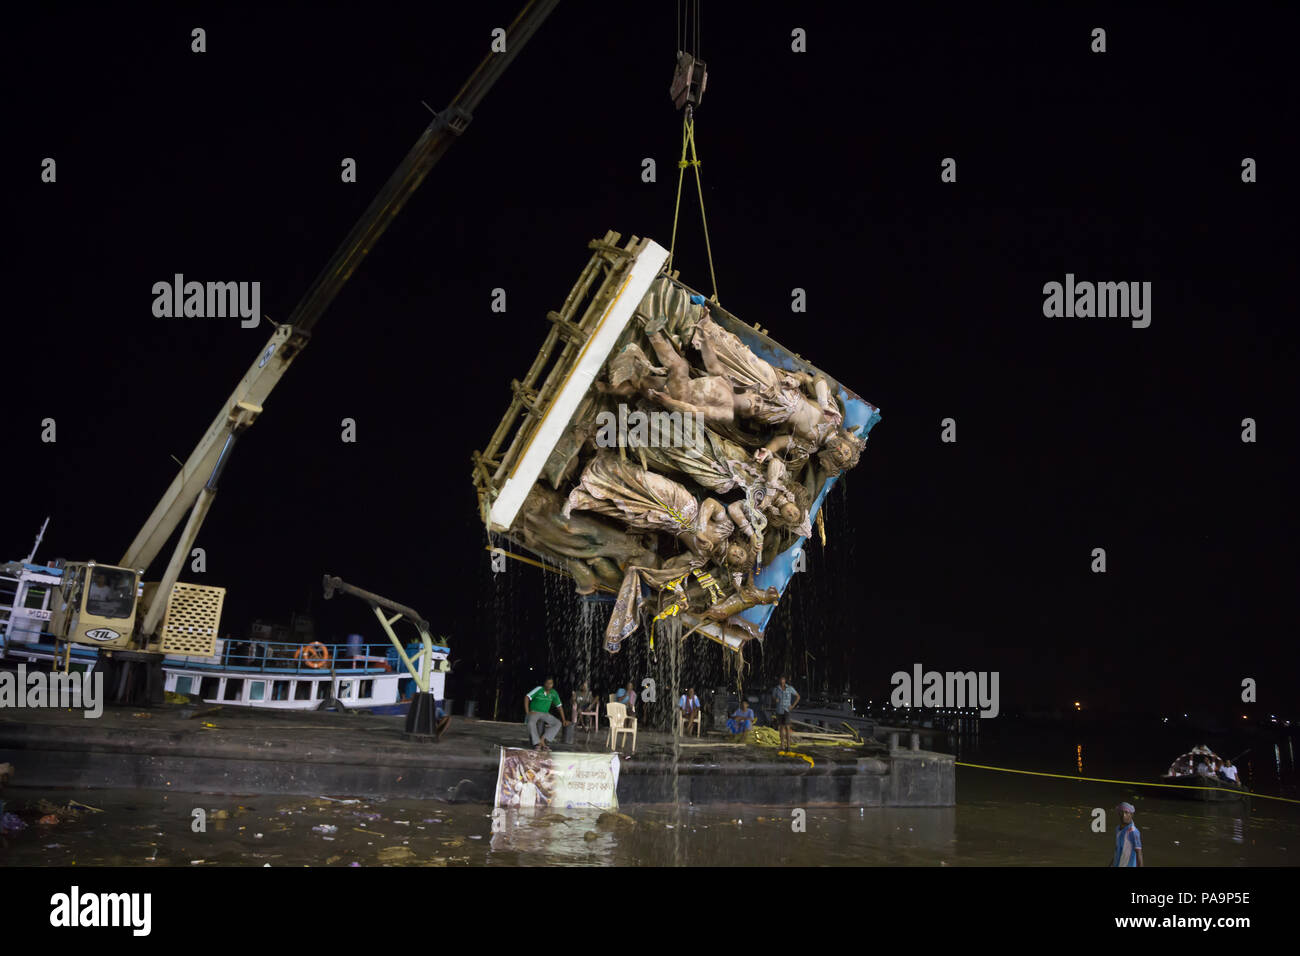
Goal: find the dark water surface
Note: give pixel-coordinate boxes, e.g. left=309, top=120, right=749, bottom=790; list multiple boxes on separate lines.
left=2, top=726, right=1295, bottom=866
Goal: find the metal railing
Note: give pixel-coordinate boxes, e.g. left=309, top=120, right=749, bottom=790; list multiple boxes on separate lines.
left=171, top=640, right=406, bottom=675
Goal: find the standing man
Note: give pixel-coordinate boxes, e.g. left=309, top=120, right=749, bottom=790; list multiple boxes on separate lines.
left=1111, top=802, right=1143, bottom=867
left=771, top=675, right=800, bottom=750
left=524, top=677, right=567, bottom=751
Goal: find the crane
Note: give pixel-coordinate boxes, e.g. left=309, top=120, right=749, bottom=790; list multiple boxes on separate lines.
left=43, top=0, right=561, bottom=704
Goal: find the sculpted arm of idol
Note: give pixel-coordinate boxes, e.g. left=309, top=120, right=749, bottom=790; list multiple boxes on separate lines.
left=813, top=377, right=841, bottom=419
left=726, top=500, right=760, bottom=550
left=758, top=435, right=792, bottom=483
left=648, top=389, right=707, bottom=418
left=696, top=497, right=728, bottom=534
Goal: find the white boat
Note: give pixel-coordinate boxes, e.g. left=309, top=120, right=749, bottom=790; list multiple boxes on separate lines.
left=3, top=565, right=448, bottom=714
left=161, top=637, right=448, bottom=713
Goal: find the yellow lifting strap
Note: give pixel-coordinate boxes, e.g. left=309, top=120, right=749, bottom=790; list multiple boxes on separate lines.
left=667, top=112, right=719, bottom=303
left=691, top=567, right=726, bottom=605
left=649, top=573, right=690, bottom=651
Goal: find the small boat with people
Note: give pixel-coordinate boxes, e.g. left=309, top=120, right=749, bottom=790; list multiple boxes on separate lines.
left=1152, top=745, right=1249, bottom=802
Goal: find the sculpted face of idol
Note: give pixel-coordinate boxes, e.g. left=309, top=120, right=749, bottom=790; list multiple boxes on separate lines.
left=779, top=501, right=801, bottom=526
left=824, top=430, right=864, bottom=470
left=724, top=541, right=750, bottom=571
left=830, top=436, right=852, bottom=466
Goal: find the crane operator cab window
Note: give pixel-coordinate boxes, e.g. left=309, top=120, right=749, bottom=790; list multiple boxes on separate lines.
left=85, top=568, right=136, bottom=619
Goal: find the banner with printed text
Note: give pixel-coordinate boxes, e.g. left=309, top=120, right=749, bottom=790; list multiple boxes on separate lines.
left=494, top=747, right=620, bottom=810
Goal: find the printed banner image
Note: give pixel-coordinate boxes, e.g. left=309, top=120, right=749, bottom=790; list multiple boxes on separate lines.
left=494, top=747, right=621, bottom=810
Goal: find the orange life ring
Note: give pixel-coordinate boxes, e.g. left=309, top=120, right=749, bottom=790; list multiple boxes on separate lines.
left=296, top=642, right=330, bottom=669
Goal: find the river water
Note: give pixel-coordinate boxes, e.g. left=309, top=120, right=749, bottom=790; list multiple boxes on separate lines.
left=2, top=726, right=1295, bottom=867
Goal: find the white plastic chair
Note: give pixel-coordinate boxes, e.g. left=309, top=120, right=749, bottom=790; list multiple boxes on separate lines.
left=677, top=706, right=702, bottom=737
left=606, top=701, right=637, bottom=753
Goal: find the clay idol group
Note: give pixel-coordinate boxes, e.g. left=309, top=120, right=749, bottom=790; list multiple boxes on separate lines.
left=513, top=279, right=870, bottom=654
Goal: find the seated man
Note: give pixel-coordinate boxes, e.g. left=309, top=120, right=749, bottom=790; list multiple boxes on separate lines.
left=678, top=687, right=701, bottom=731
left=434, top=699, right=451, bottom=740
left=614, top=682, right=638, bottom=722
left=727, top=699, right=756, bottom=735
left=524, top=677, right=567, bottom=751
left=1220, top=759, right=1241, bottom=784
left=572, top=681, right=598, bottom=729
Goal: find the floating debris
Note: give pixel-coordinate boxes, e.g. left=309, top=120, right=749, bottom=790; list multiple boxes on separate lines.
left=595, top=812, right=637, bottom=831
left=377, top=846, right=416, bottom=864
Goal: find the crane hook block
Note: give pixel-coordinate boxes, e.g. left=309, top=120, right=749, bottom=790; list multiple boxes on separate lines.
left=435, top=105, right=474, bottom=136
left=670, top=52, right=707, bottom=111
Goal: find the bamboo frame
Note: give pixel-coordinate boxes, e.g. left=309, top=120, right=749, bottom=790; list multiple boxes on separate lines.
left=473, top=230, right=653, bottom=525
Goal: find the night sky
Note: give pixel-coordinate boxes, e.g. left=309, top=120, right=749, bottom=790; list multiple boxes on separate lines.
left=8, top=4, right=1297, bottom=719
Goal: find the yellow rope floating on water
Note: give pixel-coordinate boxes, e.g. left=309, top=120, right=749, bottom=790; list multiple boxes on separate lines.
left=955, top=761, right=1300, bottom=805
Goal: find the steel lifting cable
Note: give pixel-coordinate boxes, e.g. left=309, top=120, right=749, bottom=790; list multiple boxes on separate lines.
left=676, top=0, right=699, bottom=59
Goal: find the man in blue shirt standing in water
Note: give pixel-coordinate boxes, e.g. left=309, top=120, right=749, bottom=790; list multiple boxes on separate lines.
left=1112, top=802, right=1143, bottom=867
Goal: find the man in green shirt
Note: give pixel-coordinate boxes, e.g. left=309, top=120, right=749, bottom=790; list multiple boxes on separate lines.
left=524, top=677, right=568, bottom=751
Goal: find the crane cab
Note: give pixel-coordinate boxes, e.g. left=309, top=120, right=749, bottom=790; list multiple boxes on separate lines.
left=50, top=561, right=142, bottom=650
